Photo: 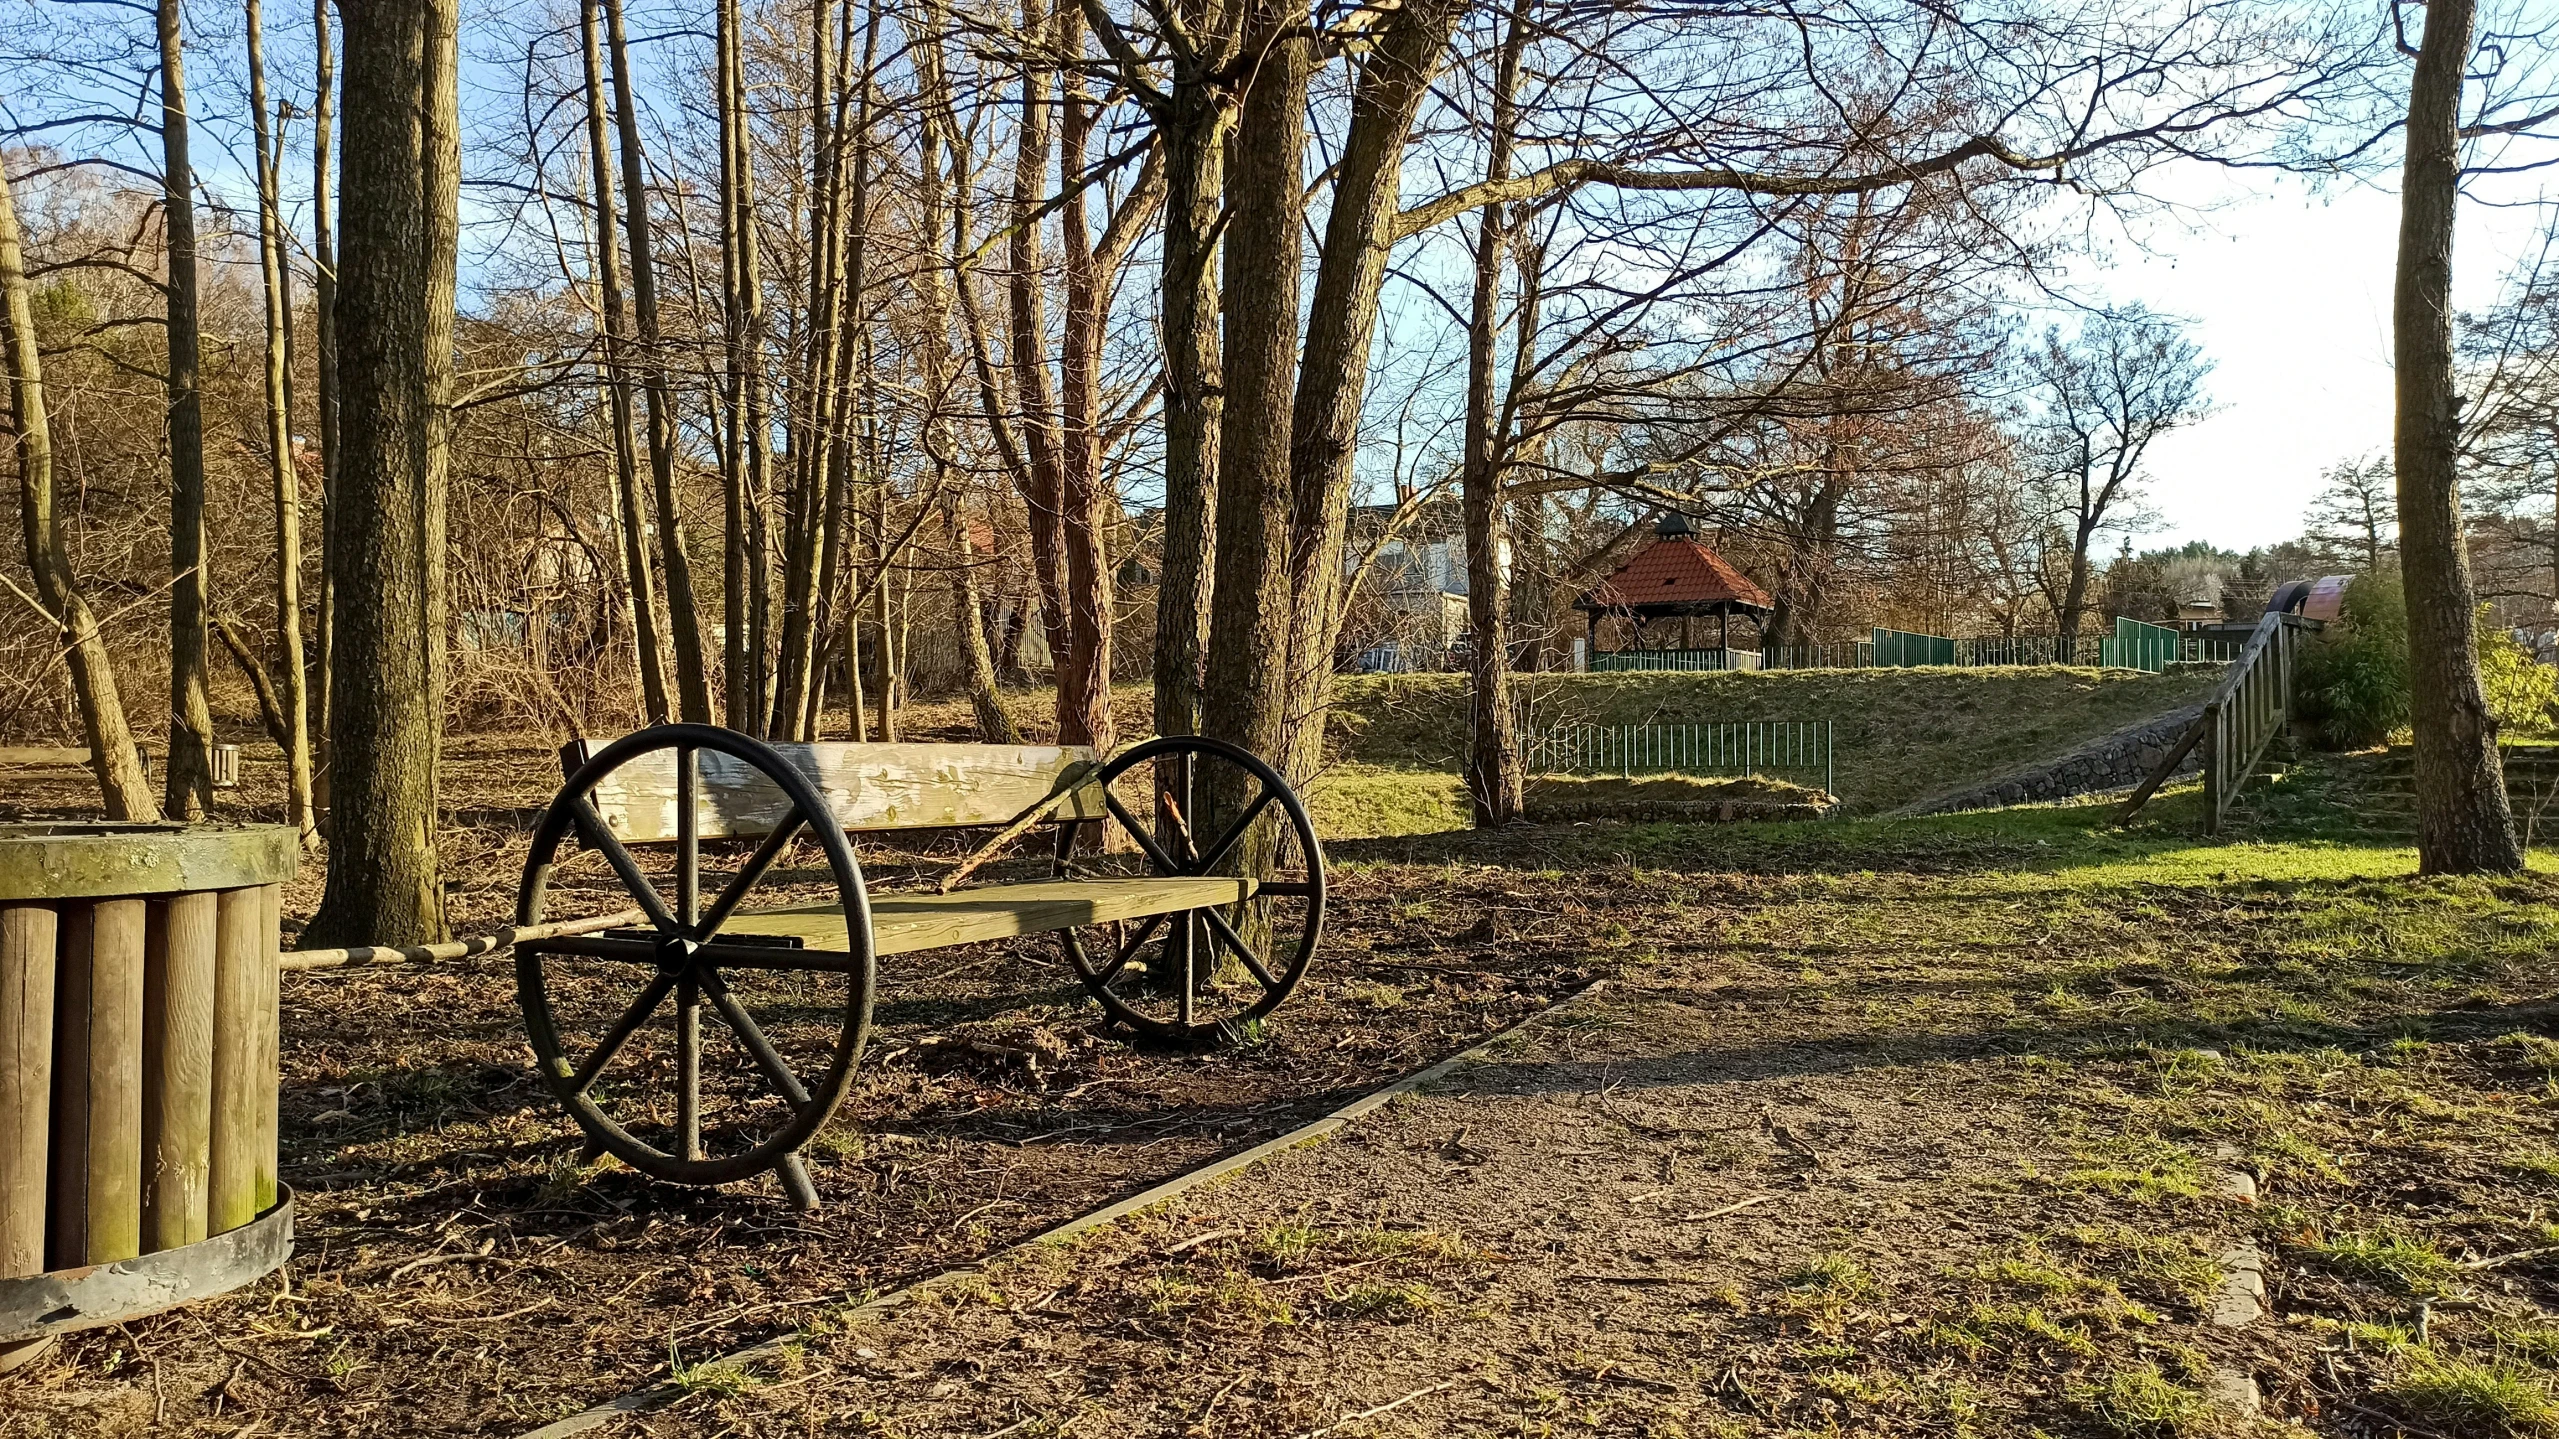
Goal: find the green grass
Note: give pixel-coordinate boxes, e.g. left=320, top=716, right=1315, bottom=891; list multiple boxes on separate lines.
left=2388, top=1350, right=2559, bottom=1436
left=2309, top=1230, right=2462, bottom=1297
left=2067, top=1364, right=2216, bottom=1438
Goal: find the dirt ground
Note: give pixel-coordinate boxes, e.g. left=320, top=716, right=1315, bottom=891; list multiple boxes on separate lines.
left=7, top=751, right=2559, bottom=1437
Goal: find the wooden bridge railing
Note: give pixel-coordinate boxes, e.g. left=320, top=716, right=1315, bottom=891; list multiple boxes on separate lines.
left=2116, top=611, right=2305, bottom=832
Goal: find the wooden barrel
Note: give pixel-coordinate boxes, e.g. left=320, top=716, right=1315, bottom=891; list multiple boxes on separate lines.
left=0, top=823, right=296, bottom=1348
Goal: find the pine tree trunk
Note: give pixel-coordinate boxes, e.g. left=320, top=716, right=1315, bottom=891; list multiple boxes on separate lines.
left=0, top=157, right=160, bottom=821
left=310, top=0, right=459, bottom=947
left=2395, top=0, right=2524, bottom=874
left=603, top=0, right=713, bottom=721
left=247, top=0, right=318, bottom=848
left=581, top=0, right=670, bottom=724
left=160, top=0, right=217, bottom=819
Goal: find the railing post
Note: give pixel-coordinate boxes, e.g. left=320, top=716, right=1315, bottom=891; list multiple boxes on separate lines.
left=2201, top=702, right=2219, bottom=835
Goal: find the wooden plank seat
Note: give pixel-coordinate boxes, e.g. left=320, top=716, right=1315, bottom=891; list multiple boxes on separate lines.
left=711, top=876, right=1261, bottom=958
left=516, top=724, right=1325, bottom=1209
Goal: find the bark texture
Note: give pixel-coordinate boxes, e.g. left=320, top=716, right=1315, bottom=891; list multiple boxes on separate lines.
left=161, top=0, right=217, bottom=818
left=2394, top=0, right=2524, bottom=874
left=310, top=0, right=460, bottom=946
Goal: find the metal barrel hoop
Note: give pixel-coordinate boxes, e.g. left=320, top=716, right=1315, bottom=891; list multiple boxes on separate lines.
left=515, top=723, right=875, bottom=1194
left=1054, top=735, right=1326, bottom=1042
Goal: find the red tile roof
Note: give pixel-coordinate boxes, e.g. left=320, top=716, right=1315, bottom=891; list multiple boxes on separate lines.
left=1577, top=537, right=1773, bottom=612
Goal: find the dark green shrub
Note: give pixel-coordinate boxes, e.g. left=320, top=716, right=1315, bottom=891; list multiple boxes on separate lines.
left=2294, top=569, right=2559, bottom=747
left=2295, top=571, right=2409, bottom=749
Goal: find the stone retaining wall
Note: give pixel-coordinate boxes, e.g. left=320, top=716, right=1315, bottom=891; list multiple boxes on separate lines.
left=1893, top=704, right=2204, bottom=816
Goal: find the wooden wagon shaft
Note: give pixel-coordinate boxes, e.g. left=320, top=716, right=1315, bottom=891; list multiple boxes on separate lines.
left=280, top=907, right=649, bottom=972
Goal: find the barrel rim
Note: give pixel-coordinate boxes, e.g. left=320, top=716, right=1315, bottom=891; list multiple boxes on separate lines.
left=0, top=1188, right=293, bottom=1341
left=0, top=822, right=299, bottom=901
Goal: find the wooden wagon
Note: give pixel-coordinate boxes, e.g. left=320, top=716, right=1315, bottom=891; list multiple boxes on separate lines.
left=514, top=726, right=1324, bottom=1209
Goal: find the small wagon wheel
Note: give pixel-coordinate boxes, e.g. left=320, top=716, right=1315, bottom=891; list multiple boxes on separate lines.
left=515, top=724, right=874, bottom=1205
left=1055, top=736, right=1325, bottom=1042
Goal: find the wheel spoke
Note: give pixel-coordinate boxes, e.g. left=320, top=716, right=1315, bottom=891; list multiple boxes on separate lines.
left=1194, top=788, right=1278, bottom=875
left=1095, top=910, right=1172, bottom=984
left=569, top=796, right=679, bottom=933
left=676, top=746, right=700, bottom=928
left=1101, top=789, right=1185, bottom=874
left=572, top=969, right=680, bottom=1095
left=695, top=966, right=815, bottom=1108
left=1178, top=913, right=1196, bottom=1026
left=696, top=810, right=808, bottom=940
left=1199, top=906, right=1279, bottom=991
left=676, top=973, right=703, bottom=1161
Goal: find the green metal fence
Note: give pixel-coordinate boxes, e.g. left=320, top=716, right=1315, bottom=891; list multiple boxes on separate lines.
left=1521, top=718, right=1834, bottom=796
left=2098, top=617, right=2182, bottom=672
left=1870, top=627, right=1956, bottom=666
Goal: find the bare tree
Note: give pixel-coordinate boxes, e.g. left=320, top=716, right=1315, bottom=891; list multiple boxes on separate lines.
left=247, top=0, right=317, bottom=847
left=2024, top=306, right=2208, bottom=652
left=0, top=151, right=159, bottom=821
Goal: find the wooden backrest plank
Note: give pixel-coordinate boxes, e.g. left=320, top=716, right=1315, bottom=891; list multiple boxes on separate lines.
left=579, top=741, right=1106, bottom=841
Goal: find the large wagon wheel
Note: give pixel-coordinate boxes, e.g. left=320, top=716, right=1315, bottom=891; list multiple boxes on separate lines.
left=515, top=724, right=873, bottom=1209
left=1056, top=736, right=1325, bottom=1043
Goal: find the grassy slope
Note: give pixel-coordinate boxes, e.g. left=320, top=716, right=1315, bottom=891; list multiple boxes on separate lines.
left=1328, top=666, right=2217, bottom=817
left=874, top=670, right=2215, bottom=836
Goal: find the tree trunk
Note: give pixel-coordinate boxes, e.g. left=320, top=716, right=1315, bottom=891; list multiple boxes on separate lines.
left=247, top=0, right=318, bottom=848
left=603, top=0, right=713, bottom=722
left=312, top=0, right=338, bottom=790
left=1198, top=0, right=1308, bottom=781
left=811, top=9, right=877, bottom=741
left=160, top=0, right=216, bottom=819
left=1280, top=0, right=1463, bottom=781
left=0, top=157, right=160, bottom=821
left=1054, top=0, right=1114, bottom=752
left=716, top=0, right=753, bottom=730
left=310, top=0, right=459, bottom=947
left=2057, top=516, right=2096, bottom=662
left=2395, top=0, right=2524, bottom=874
left=1463, top=2, right=1528, bottom=827
left=1008, top=0, right=1070, bottom=679
left=580, top=0, right=670, bottom=724
left=1150, top=7, right=1227, bottom=741
left=948, top=496, right=1017, bottom=743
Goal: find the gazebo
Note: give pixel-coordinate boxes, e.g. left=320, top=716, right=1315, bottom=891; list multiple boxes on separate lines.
left=1574, top=513, right=1774, bottom=661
